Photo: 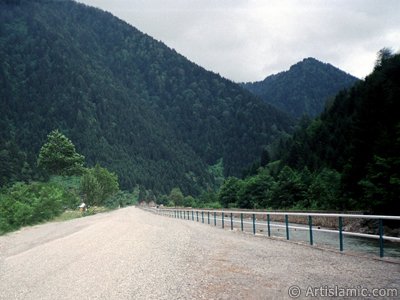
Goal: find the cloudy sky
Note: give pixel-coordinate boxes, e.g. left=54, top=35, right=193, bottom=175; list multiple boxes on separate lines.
left=78, top=0, right=400, bottom=82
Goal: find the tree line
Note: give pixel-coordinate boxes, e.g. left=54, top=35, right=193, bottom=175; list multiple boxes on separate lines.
left=157, top=50, right=400, bottom=215
left=0, top=130, right=136, bottom=234
left=0, top=0, right=292, bottom=196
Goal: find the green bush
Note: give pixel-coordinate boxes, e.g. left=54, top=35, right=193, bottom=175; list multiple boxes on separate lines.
left=104, top=191, right=137, bottom=208
left=203, top=201, right=222, bottom=209
left=0, top=181, right=79, bottom=234
left=0, top=194, right=14, bottom=233
left=49, top=176, right=81, bottom=208
left=80, top=164, right=119, bottom=206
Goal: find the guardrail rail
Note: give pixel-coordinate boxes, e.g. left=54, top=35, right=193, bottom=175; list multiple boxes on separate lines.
left=140, top=207, right=400, bottom=259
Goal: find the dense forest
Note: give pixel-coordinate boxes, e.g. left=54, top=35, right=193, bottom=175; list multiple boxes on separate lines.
left=0, top=0, right=293, bottom=195
left=242, top=58, right=358, bottom=118
left=0, top=129, right=137, bottom=234
left=218, top=51, right=400, bottom=215
left=1, top=0, right=398, bottom=219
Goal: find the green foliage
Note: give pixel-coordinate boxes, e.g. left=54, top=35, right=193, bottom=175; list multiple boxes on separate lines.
left=243, top=57, right=358, bottom=118
left=37, top=130, right=85, bottom=176
left=49, top=175, right=81, bottom=208
left=51, top=210, right=84, bottom=222
left=80, top=164, right=119, bottom=206
left=0, top=181, right=75, bottom=233
left=0, top=164, right=122, bottom=235
left=359, top=153, right=400, bottom=213
left=183, top=195, right=196, bottom=208
left=91, top=164, right=119, bottom=203
left=208, top=158, right=225, bottom=188
left=202, top=201, right=222, bottom=209
left=239, top=50, right=400, bottom=214
left=156, top=194, right=170, bottom=206
left=104, top=191, right=137, bottom=208
left=0, top=0, right=293, bottom=195
left=0, top=140, right=33, bottom=187
left=168, top=187, right=184, bottom=207
left=307, top=168, right=342, bottom=210
left=374, top=48, right=394, bottom=69
left=218, top=177, right=242, bottom=208
left=80, top=172, right=102, bottom=206
left=270, top=166, right=306, bottom=209
left=196, top=190, right=221, bottom=209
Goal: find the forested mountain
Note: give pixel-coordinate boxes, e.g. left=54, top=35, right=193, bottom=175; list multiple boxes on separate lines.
left=242, top=58, right=359, bottom=118
left=0, top=0, right=293, bottom=195
left=223, top=51, right=399, bottom=214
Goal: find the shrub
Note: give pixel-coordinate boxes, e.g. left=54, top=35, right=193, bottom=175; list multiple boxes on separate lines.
left=0, top=181, right=79, bottom=234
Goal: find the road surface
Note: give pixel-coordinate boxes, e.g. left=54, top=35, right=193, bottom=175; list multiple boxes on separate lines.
left=0, top=206, right=399, bottom=299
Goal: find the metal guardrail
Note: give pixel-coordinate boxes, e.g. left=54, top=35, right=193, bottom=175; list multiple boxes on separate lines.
left=140, top=207, right=400, bottom=259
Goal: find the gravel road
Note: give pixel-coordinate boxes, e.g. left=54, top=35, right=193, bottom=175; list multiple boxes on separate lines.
left=0, top=206, right=399, bottom=299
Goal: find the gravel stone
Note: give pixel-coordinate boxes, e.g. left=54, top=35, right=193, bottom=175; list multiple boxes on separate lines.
left=0, top=207, right=399, bottom=299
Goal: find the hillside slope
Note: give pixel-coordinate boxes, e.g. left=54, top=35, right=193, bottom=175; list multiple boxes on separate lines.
left=218, top=51, right=400, bottom=214
left=242, top=58, right=358, bottom=118
left=284, top=52, right=400, bottom=212
left=0, top=0, right=293, bottom=194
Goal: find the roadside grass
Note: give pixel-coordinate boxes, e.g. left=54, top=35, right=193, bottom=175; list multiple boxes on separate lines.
left=0, top=206, right=115, bottom=236
left=51, top=210, right=84, bottom=222
left=52, top=206, right=111, bottom=222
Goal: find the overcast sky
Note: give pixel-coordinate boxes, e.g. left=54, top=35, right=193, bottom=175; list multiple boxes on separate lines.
left=78, top=0, right=400, bottom=82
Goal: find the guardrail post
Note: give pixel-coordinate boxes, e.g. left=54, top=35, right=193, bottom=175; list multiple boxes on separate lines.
left=252, top=214, right=256, bottom=235
left=308, top=215, right=313, bottom=245
left=379, top=219, right=384, bottom=258
left=138, top=207, right=400, bottom=259
left=339, top=216, right=343, bottom=252
left=285, top=215, right=289, bottom=240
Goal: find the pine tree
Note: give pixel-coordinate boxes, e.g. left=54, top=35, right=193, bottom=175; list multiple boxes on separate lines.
left=37, top=130, right=85, bottom=176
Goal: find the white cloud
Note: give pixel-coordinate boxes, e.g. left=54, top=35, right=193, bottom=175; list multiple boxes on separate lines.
left=78, top=0, right=400, bottom=82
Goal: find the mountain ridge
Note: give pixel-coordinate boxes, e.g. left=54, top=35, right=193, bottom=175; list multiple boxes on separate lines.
left=242, top=57, right=359, bottom=118
left=0, top=0, right=293, bottom=194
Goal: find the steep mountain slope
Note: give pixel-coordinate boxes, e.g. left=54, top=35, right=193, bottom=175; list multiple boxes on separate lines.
left=220, top=51, right=400, bottom=213
left=280, top=51, right=400, bottom=213
left=0, top=0, right=293, bottom=194
left=242, top=58, right=358, bottom=118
